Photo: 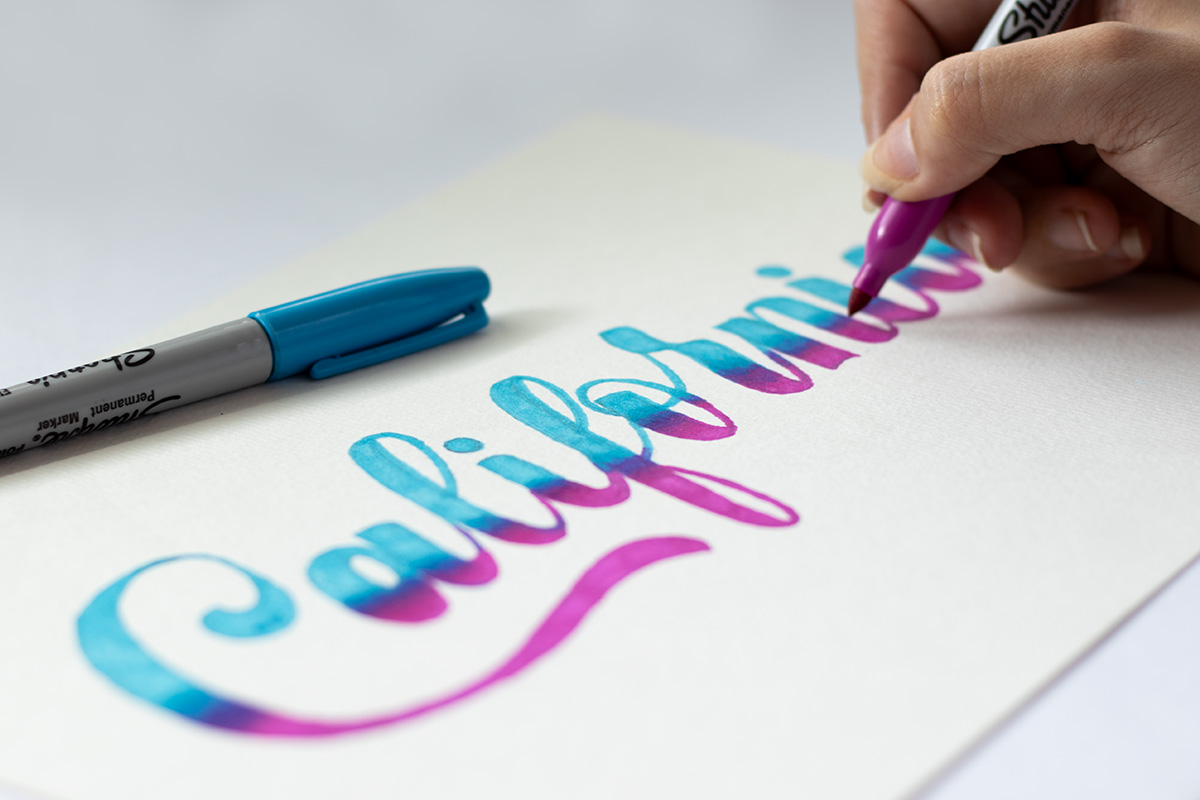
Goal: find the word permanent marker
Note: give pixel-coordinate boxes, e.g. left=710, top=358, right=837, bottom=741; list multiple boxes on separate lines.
left=0, top=267, right=490, bottom=458
left=847, top=0, right=1079, bottom=316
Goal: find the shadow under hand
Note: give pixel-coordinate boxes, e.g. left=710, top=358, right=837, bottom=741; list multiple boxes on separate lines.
left=976, top=272, right=1200, bottom=322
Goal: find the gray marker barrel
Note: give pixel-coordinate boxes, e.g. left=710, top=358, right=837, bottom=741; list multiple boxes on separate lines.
left=0, top=268, right=491, bottom=460
left=0, top=319, right=273, bottom=457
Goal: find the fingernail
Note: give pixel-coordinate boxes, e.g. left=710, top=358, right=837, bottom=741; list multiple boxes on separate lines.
left=971, top=231, right=998, bottom=271
left=862, top=183, right=882, bottom=212
left=870, top=116, right=919, bottom=182
left=946, top=221, right=995, bottom=271
left=1118, top=226, right=1145, bottom=261
left=1048, top=210, right=1100, bottom=252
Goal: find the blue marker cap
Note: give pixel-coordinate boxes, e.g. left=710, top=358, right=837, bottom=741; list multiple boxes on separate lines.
left=248, top=267, right=490, bottom=380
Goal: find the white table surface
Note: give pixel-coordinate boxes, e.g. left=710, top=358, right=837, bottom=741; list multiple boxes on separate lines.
left=2, top=3, right=1197, bottom=797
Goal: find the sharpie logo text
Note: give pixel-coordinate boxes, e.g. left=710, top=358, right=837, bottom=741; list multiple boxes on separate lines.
left=997, top=0, right=1072, bottom=44
left=33, top=395, right=181, bottom=446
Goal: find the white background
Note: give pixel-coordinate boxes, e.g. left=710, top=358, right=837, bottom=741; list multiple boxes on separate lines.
left=2, top=2, right=1198, bottom=797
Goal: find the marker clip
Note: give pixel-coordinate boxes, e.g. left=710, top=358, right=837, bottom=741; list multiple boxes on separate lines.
left=309, top=303, right=488, bottom=379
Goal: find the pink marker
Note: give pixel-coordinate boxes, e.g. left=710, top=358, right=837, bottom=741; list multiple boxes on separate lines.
left=847, top=0, right=1079, bottom=317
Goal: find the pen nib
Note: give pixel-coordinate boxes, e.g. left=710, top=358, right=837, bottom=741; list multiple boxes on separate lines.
left=847, top=288, right=872, bottom=317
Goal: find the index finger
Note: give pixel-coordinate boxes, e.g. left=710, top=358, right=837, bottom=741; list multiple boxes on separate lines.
left=854, top=0, right=1012, bottom=142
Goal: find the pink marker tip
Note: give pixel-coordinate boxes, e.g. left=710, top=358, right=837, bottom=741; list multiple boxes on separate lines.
left=847, top=288, right=872, bottom=316
left=852, top=193, right=957, bottom=301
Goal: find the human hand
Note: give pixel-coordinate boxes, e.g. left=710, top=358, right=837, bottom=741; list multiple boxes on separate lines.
left=855, top=0, right=1200, bottom=288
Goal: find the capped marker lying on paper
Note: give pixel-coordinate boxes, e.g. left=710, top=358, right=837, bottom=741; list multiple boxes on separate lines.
left=848, top=0, right=1079, bottom=316
left=0, top=267, right=490, bottom=457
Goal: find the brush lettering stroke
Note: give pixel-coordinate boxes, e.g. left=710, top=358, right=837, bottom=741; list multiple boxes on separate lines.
left=78, top=537, right=709, bottom=735
left=77, top=243, right=981, bottom=734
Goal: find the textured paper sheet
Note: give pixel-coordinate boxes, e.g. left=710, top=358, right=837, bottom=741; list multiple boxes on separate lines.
left=2, top=117, right=1199, bottom=800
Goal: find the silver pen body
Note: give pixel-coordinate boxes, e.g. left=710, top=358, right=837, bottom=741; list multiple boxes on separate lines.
left=0, top=318, right=273, bottom=457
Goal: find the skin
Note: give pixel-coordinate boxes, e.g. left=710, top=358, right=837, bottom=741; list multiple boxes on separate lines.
left=855, top=0, right=1200, bottom=288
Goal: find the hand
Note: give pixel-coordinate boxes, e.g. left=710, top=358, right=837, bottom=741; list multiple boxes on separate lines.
left=856, top=0, right=1200, bottom=288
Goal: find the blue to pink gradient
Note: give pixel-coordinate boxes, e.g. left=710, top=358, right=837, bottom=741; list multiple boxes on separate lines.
left=77, top=242, right=983, bottom=735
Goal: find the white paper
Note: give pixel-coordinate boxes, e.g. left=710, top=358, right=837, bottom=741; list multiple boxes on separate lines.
left=2, top=117, right=1199, bottom=800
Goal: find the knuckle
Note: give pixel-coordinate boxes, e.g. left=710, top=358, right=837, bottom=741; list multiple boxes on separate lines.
left=919, top=54, right=988, bottom=147
left=1082, top=24, right=1179, bottom=153
left=1079, top=21, right=1150, bottom=63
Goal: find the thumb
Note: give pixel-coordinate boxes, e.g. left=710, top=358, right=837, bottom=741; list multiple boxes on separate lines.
left=861, top=23, right=1175, bottom=202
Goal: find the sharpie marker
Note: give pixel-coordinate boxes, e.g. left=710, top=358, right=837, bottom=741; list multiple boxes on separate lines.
left=0, top=268, right=489, bottom=457
left=848, top=0, right=1079, bottom=315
